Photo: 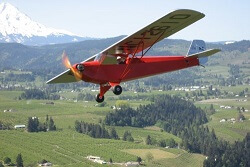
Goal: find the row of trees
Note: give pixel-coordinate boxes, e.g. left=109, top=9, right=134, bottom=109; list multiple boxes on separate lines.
left=77, top=93, right=94, bottom=101
left=75, top=121, right=137, bottom=142
left=20, top=88, right=60, bottom=100
left=1, top=153, right=23, bottom=167
left=145, top=135, right=177, bottom=148
left=75, top=121, right=119, bottom=139
left=4, top=73, right=35, bottom=82
left=27, top=115, right=56, bottom=132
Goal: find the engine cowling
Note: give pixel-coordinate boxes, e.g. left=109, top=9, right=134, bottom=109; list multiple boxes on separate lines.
left=76, top=64, right=84, bottom=72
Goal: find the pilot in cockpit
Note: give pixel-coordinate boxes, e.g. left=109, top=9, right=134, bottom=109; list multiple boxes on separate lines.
left=117, top=56, right=126, bottom=64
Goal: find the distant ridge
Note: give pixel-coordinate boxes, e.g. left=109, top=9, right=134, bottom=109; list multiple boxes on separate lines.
left=0, top=37, right=249, bottom=73
left=0, top=3, right=93, bottom=45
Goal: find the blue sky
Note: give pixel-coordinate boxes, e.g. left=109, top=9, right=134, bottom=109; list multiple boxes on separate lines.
left=3, top=0, right=250, bottom=41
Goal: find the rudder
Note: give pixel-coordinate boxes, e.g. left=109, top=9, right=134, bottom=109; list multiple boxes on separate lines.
left=187, top=40, right=206, bottom=55
left=187, top=40, right=207, bottom=64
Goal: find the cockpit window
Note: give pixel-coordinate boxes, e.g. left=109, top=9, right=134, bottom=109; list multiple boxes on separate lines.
left=94, top=53, right=118, bottom=64
left=94, top=53, right=102, bottom=62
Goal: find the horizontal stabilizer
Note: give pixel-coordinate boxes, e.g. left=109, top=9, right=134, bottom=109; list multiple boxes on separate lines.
left=46, top=69, right=79, bottom=84
left=188, top=49, right=221, bottom=58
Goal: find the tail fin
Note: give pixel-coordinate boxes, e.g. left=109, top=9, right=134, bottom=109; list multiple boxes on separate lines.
left=187, top=40, right=206, bottom=56
left=187, top=40, right=220, bottom=64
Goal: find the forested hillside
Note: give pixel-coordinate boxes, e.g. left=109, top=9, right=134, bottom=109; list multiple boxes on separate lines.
left=1, top=38, right=250, bottom=73
left=105, top=95, right=250, bottom=167
left=105, top=95, right=207, bottom=132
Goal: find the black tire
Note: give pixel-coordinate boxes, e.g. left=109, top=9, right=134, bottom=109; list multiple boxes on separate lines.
left=95, top=93, right=104, bottom=103
left=113, top=85, right=122, bottom=95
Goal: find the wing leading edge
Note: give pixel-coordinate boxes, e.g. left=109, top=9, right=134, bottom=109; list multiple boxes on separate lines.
left=47, top=9, right=205, bottom=84
left=47, top=54, right=96, bottom=84
left=100, top=9, right=205, bottom=56
left=46, top=69, right=79, bottom=84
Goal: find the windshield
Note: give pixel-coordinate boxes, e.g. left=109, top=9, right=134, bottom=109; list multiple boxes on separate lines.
left=94, top=53, right=102, bottom=62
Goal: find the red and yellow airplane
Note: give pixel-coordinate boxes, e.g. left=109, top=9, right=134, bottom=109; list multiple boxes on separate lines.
left=47, top=9, right=220, bottom=103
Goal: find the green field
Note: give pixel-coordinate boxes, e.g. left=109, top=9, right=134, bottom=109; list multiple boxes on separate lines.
left=148, top=152, right=205, bottom=167
left=123, top=148, right=177, bottom=160
left=1, top=90, right=202, bottom=167
left=196, top=97, right=250, bottom=143
left=1, top=81, right=249, bottom=166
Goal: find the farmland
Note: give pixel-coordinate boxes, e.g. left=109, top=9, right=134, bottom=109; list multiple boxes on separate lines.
left=0, top=39, right=250, bottom=166
left=1, top=82, right=249, bottom=166
left=196, top=97, right=250, bottom=142
left=1, top=89, right=204, bottom=167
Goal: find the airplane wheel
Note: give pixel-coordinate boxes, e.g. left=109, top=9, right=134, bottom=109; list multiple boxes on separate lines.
left=95, top=93, right=104, bottom=103
left=113, top=85, right=122, bottom=95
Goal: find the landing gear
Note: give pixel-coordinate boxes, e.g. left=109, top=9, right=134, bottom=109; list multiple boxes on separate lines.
left=95, top=93, right=104, bottom=103
left=96, top=84, right=122, bottom=102
left=113, top=85, right=122, bottom=95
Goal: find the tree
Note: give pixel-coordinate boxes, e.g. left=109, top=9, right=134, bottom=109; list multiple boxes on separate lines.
left=16, top=153, right=23, bottom=167
left=40, top=159, right=48, bottom=164
left=126, top=135, right=134, bottom=142
left=123, top=131, right=129, bottom=141
left=146, top=135, right=152, bottom=145
left=48, top=117, right=56, bottom=131
left=27, top=117, right=39, bottom=132
left=109, top=158, right=113, bottom=163
left=166, top=138, right=177, bottom=148
left=75, top=120, right=81, bottom=132
left=158, top=139, right=166, bottom=147
left=237, top=112, right=245, bottom=121
left=122, top=131, right=134, bottom=142
left=145, top=152, right=154, bottom=162
left=45, top=114, right=49, bottom=129
left=0, top=162, right=4, bottom=167
left=136, top=156, right=142, bottom=164
left=109, top=127, right=119, bottom=139
left=3, top=157, right=11, bottom=165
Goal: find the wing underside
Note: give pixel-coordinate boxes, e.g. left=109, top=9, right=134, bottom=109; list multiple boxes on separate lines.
left=46, top=69, right=79, bottom=84
left=188, top=49, right=221, bottom=58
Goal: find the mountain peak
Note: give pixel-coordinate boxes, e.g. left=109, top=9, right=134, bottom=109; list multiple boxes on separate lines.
left=0, top=2, right=17, bottom=12
left=0, top=2, right=89, bottom=45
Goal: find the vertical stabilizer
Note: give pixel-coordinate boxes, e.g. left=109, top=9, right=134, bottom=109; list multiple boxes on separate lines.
left=187, top=40, right=207, bottom=64
left=187, top=40, right=206, bottom=55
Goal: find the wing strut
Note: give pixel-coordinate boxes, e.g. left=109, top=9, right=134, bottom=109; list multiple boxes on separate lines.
left=119, top=28, right=166, bottom=80
left=140, top=30, right=165, bottom=58
left=119, top=33, right=147, bottom=80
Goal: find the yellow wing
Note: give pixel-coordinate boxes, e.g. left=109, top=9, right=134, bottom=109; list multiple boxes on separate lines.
left=100, top=9, right=205, bottom=57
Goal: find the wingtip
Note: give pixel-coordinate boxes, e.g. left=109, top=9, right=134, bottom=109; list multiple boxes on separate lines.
left=214, top=49, right=221, bottom=53
left=46, top=79, right=52, bottom=84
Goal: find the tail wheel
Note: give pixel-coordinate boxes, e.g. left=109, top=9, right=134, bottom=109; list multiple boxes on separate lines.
left=113, top=85, right=122, bottom=95
left=95, top=93, right=104, bottom=103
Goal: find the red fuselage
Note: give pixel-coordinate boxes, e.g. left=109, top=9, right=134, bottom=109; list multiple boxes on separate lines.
left=79, top=56, right=199, bottom=84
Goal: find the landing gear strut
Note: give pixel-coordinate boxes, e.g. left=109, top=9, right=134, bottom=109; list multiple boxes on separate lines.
left=95, top=93, right=104, bottom=103
left=113, top=85, right=122, bottom=95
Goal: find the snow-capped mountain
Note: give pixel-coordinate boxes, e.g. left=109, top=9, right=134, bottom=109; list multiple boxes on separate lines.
left=0, top=3, right=91, bottom=45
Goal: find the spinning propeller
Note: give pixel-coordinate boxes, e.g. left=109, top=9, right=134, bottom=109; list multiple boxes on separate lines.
left=62, top=51, right=84, bottom=81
